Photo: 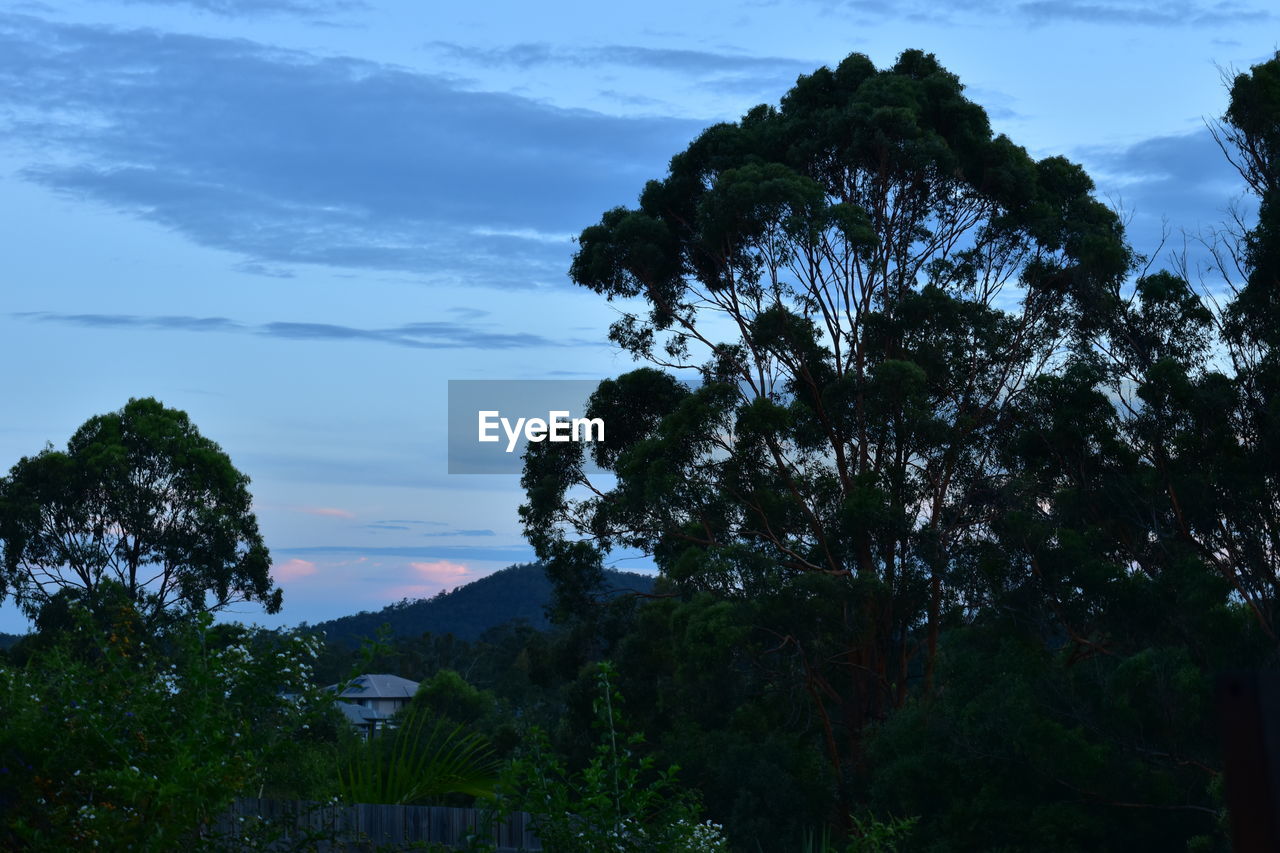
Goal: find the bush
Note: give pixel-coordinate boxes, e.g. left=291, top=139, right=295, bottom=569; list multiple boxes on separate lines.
left=488, top=661, right=726, bottom=852
left=0, top=608, right=336, bottom=850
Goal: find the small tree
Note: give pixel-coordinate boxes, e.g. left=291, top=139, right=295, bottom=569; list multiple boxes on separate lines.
left=0, top=397, right=281, bottom=631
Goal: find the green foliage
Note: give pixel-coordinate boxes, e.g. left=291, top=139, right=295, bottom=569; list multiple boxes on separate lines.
left=803, top=813, right=919, bottom=853
left=490, top=662, right=726, bottom=852
left=0, top=607, right=335, bottom=850
left=337, top=711, right=499, bottom=805
left=860, top=616, right=1233, bottom=852
left=845, top=813, right=920, bottom=853
left=0, top=397, right=281, bottom=631
left=405, top=669, right=523, bottom=759
left=603, top=590, right=833, bottom=850
left=412, top=668, right=495, bottom=724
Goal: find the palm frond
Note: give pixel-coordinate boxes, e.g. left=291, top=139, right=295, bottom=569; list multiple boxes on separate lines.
left=338, top=712, right=498, bottom=805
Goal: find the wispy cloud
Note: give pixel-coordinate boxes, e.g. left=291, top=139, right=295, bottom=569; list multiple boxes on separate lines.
left=430, top=41, right=814, bottom=98
left=275, top=544, right=536, bottom=562
left=809, top=0, right=1270, bottom=25
left=115, top=0, right=365, bottom=17
left=0, top=15, right=703, bottom=287
left=374, top=519, right=448, bottom=526
left=293, top=506, right=357, bottom=519
left=261, top=320, right=588, bottom=349
left=13, top=312, right=597, bottom=350
left=1016, top=0, right=1269, bottom=25
left=11, top=313, right=243, bottom=333
left=273, top=557, right=318, bottom=580
left=360, top=523, right=494, bottom=536
left=409, top=559, right=473, bottom=583
left=431, top=41, right=814, bottom=75
left=470, top=226, right=574, bottom=245
left=421, top=529, right=496, bottom=537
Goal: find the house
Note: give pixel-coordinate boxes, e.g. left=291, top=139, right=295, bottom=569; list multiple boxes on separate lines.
left=327, top=673, right=419, bottom=738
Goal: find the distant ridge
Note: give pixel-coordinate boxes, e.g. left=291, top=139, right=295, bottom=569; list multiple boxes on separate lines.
left=308, top=562, right=655, bottom=645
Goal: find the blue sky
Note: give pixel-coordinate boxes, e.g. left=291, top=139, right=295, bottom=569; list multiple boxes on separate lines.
left=0, top=0, right=1271, bottom=632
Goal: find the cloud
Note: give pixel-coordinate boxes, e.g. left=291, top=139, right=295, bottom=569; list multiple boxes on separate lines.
left=1015, top=0, right=1269, bottom=25
left=374, top=519, right=447, bottom=526
left=11, top=312, right=244, bottom=333
left=964, top=86, right=1023, bottom=122
left=114, top=0, right=364, bottom=17
left=273, top=557, right=317, bottom=580
left=361, top=523, right=494, bottom=535
left=0, top=15, right=704, bottom=287
left=409, top=559, right=473, bottom=583
left=13, top=311, right=597, bottom=350
left=431, top=41, right=814, bottom=76
left=262, top=320, right=582, bottom=349
left=598, top=89, right=671, bottom=109
left=234, top=261, right=297, bottom=278
left=375, top=559, right=478, bottom=600
left=470, top=226, right=574, bottom=245
left=431, top=41, right=814, bottom=100
left=1077, top=127, right=1250, bottom=261
left=421, top=529, right=496, bottom=537
left=275, top=544, right=536, bottom=562
left=293, top=506, right=356, bottom=519
left=809, top=0, right=1270, bottom=25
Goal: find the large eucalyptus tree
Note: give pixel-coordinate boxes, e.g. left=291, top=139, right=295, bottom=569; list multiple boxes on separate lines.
left=522, top=50, right=1127, bottom=775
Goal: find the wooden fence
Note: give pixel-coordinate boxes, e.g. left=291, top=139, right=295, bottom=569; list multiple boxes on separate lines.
left=209, top=797, right=543, bottom=852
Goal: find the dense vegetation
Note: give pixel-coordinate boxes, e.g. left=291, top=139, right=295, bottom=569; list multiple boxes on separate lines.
left=2, top=48, right=1280, bottom=851
left=518, top=48, right=1280, bottom=851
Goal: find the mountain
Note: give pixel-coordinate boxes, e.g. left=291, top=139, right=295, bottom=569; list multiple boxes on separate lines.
left=308, top=562, right=655, bottom=645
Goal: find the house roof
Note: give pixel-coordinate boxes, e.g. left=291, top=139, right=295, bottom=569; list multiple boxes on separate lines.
left=335, top=700, right=387, bottom=726
left=326, top=673, right=420, bottom=701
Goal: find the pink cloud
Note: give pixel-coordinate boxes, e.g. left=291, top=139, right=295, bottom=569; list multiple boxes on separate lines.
left=294, top=506, right=356, bottom=519
left=409, top=560, right=472, bottom=584
left=273, top=558, right=317, bottom=581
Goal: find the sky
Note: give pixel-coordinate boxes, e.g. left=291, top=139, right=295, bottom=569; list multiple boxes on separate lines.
left=0, top=0, right=1273, bottom=632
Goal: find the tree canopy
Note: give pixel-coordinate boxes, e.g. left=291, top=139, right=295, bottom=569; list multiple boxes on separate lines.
left=0, top=397, right=281, bottom=630
left=522, top=48, right=1128, bottom=780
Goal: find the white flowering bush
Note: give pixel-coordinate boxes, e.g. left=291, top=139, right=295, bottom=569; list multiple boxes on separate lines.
left=0, top=606, right=337, bottom=850
left=487, top=662, right=727, bottom=853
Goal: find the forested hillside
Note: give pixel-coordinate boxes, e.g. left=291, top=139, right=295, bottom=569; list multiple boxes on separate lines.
left=309, top=562, right=654, bottom=645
